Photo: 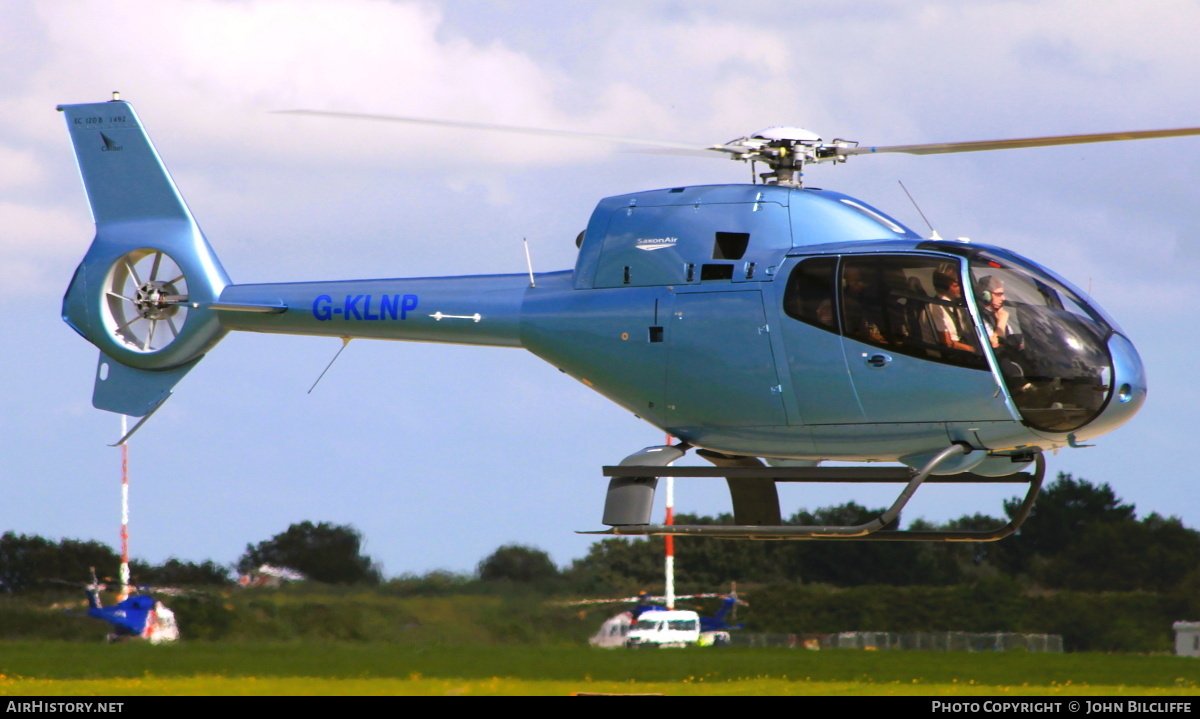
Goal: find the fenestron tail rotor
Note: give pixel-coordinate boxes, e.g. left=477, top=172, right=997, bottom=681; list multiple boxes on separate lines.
left=103, top=249, right=190, bottom=353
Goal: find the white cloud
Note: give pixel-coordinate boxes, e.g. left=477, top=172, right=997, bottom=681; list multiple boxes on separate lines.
left=0, top=200, right=91, bottom=295
left=0, top=146, right=45, bottom=189
left=24, top=0, right=610, bottom=168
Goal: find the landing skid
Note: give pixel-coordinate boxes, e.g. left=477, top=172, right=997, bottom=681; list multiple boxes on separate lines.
left=582, top=445, right=1045, bottom=542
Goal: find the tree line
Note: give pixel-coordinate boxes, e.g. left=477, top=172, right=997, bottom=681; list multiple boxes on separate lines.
left=0, top=520, right=379, bottom=591
left=478, top=473, right=1200, bottom=597
left=5, top=473, right=1199, bottom=597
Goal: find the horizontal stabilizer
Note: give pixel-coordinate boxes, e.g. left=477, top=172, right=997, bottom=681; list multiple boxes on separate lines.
left=93, top=351, right=202, bottom=417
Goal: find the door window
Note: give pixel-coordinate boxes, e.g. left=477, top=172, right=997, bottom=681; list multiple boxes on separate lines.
left=839, top=255, right=987, bottom=370
left=783, top=255, right=988, bottom=370
left=782, top=256, right=838, bottom=331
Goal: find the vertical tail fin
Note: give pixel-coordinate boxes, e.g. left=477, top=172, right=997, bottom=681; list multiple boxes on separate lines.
left=59, top=98, right=230, bottom=416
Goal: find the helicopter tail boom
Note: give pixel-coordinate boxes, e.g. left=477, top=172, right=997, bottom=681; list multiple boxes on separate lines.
left=214, top=273, right=530, bottom=348
left=59, top=98, right=231, bottom=417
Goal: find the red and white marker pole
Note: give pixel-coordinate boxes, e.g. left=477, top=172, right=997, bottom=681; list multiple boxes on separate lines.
left=118, top=415, right=130, bottom=601
left=664, top=433, right=675, bottom=610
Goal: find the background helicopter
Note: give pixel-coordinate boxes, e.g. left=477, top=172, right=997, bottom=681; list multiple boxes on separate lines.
left=8, top=2, right=1200, bottom=573
left=50, top=569, right=180, bottom=644
left=83, top=577, right=180, bottom=645
left=562, top=588, right=746, bottom=649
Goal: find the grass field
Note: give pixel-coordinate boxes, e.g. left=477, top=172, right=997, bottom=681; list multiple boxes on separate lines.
left=1, top=642, right=1198, bottom=696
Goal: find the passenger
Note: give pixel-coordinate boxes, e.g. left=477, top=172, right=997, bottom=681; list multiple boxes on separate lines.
left=881, top=265, right=913, bottom=344
left=905, top=275, right=934, bottom=347
left=840, top=265, right=886, bottom=344
left=929, top=268, right=976, bottom=353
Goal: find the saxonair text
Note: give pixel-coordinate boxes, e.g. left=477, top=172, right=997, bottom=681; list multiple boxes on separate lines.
left=6, top=703, right=123, bottom=713
left=931, top=701, right=1193, bottom=714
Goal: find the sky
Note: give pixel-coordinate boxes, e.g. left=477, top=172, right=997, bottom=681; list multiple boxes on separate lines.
left=3, top=0, right=1200, bottom=579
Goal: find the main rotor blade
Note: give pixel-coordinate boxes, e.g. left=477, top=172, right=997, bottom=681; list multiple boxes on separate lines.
left=277, top=110, right=705, bottom=152
left=843, top=126, right=1200, bottom=157
left=632, top=147, right=732, bottom=159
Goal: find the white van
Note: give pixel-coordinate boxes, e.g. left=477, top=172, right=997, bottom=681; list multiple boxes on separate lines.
left=624, top=609, right=702, bottom=648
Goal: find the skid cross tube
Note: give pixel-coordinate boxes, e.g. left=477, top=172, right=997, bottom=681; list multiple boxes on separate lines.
left=602, top=466, right=1030, bottom=482
left=585, top=448, right=1045, bottom=541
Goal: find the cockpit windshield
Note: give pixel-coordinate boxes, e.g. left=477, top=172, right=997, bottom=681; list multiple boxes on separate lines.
left=967, top=251, right=1113, bottom=433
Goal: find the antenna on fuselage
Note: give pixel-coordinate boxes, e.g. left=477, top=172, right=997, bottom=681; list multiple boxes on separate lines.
left=308, top=337, right=352, bottom=394
left=523, top=237, right=536, bottom=288
left=898, top=180, right=942, bottom=241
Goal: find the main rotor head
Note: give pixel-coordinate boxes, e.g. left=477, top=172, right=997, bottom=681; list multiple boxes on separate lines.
left=709, top=127, right=860, bottom=186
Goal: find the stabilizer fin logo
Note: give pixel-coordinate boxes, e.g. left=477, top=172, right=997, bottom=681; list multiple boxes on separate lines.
left=99, top=132, right=123, bottom=152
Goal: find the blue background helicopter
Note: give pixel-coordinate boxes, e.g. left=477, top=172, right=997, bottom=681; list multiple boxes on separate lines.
left=4, top=2, right=1200, bottom=571
left=83, top=584, right=179, bottom=644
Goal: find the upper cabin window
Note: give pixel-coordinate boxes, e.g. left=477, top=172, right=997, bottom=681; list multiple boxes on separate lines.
left=839, top=255, right=986, bottom=370
left=782, top=257, right=837, bottom=331
left=713, top=232, right=750, bottom=260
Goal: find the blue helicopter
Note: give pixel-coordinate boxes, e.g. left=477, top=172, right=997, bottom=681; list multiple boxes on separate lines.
left=58, top=97, right=1187, bottom=541
left=77, top=570, right=179, bottom=643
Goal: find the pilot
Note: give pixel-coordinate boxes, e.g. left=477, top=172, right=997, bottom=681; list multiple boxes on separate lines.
left=976, top=275, right=1020, bottom=351
left=930, top=268, right=975, bottom=353
left=976, top=274, right=1028, bottom=384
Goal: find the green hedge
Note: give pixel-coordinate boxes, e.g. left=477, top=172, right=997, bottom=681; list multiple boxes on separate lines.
left=5, top=582, right=1193, bottom=652
left=748, top=582, right=1190, bottom=652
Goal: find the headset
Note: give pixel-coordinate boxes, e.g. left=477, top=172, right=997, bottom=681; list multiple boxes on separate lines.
left=976, top=275, right=1002, bottom=304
